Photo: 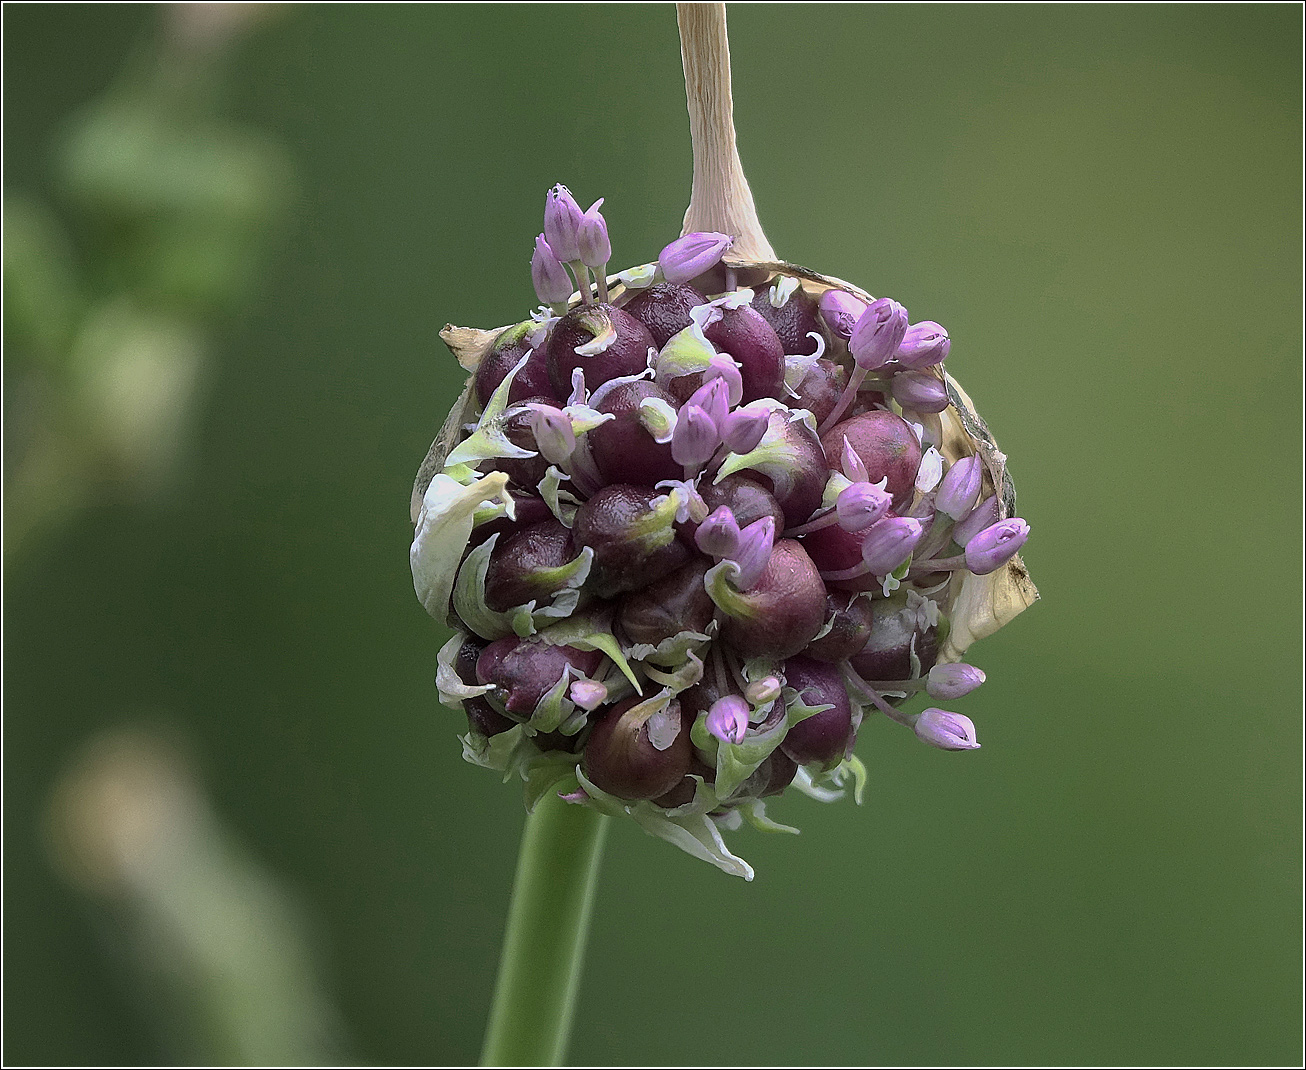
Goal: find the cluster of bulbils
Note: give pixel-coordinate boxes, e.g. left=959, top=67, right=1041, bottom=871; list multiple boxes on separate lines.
left=411, top=184, right=1030, bottom=878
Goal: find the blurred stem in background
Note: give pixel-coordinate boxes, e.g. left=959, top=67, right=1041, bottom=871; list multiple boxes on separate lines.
left=46, top=722, right=349, bottom=1066
left=3, top=2, right=291, bottom=562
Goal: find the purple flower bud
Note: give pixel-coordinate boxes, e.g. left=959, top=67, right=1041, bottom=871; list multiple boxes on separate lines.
left=963, top=518, right=1030, bottom=575
left=731, top=515, right=776, bottom=590
left=525, top=404, right=576, bottom=465
left=836, top=481, right=892, bottom=532
left=659, top=231, right=734, bottom=285
left=671, top=403, right=721, bottom=466
left=926, top=663, right=986, bottom=699
left=687, top=376, right=730, bottom=430
left=706, top=695, right=749, bottom=745
left=532, top=235, right=573, bottom=305
left=544, top=184, right=584, bottom=263
left=703, top=354, right=744, bottom=407
left=720, top=406, right=769, bottom=455
left=849, top=297, right=908, bottom=371
left=935, top=455, right=983, bottom=521
left=818, top=289, right=868, bottom=341
left=952, top=493, right=999, bottom=548
left=892, top=370, right=950, bottom=413
left=569, top=679, right=609, bottom=711
left=859, top=516, right=924, bottom=575
left=744, top=675, right=782, bottom=705
left=577, top=198, right=611, bottom=270
left=914, top=708, right=980, bottom=751
left=695, top=505, right=741, bottom=559
left=840, top=436, right=869, bottom=483
left=894, top=320, right=951, bottom=369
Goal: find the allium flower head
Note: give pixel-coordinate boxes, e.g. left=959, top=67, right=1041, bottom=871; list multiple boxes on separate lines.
left=410, top=183, right=1037, bottom=880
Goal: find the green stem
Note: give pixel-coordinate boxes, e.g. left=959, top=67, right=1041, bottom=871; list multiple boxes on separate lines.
left=480, top=794, right=609, bottom=1067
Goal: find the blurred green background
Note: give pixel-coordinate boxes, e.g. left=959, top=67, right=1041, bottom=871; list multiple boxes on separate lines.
left=4, top=3, right=1300, bottom=1065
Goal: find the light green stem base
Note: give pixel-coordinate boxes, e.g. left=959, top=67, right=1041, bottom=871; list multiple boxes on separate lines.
left=480, top=794, right=609, bottom=1067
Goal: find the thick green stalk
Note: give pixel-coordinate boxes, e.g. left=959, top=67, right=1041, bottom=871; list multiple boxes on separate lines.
left=480, top=794, right=609, bottom=1067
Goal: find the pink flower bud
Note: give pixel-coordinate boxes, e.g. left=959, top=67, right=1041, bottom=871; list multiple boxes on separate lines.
left=849, top=297, right=908, bottom=371
left=894, top=320, right=951, bottom=369
left=892, top=370, right=950, bottom=413
left=964, top=519, right=1030, bottom=575
left=859, top=516, right=924, bottom=575
left=935, top=455, right=982, bottom=521
left=687, top=376, right=730, bottom=430
left=706, top=695, right=749, bottom=745
left=544, top=184, right=584, bottom=263
left=532, top=235, right=572, bottom=304
left=695, top=506, right=741, bottom=559
left=731, top=516, right=775, bottom=590
left=577, top=198, right=611, bottom=270
left=818, top=289, right=868, bottom=341
left=720, top=407, right=769, bottom=454
left=914, top=708, right=981, bottom=751
left=671, top=404, right=721, bottom=466
left=836, top=481, right=892, bottom=532
left=952, top=494, right=999, bottom=548
left=926, top=663, right=986, bottom=699
left=659, top=231, right=733, bottom=285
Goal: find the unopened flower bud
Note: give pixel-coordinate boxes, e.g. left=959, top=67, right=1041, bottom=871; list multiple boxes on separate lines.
left=892, top=370, right=950, bottom=413
left=818, top=289, right=868, bottom=341
left=659, top=231, right=733, bottom=285
left=703, top=354, right=744, bottom=407
left=935, top=455, right=982, bottom=521
left=577, top=198, right=611, bottom=270
left=569, top=679, right=609, bottom=710
left=687, top=376, right=731, bottom=430
left=532, top=235, right=572, bottom=305
left=964, top=519, right=1030, bottom=575
left=525, top=404, right=576, bottom=465
left=913, top=708, right=980, bottom=751
left=744, top=675, right=782, bottom=705
left=671, top=403, right=721, bottom=465
left=840, top=437, right=869, bottom=483
left=849, top=297, right=908, bottom=371
left=952, top=493, right=999, bottom=548
left=731, top=515, right=775, bottom=590
left=544, top=184, right=584, bottom=263
left=706, top=695, right=750, bottom=745
left=926, top=663, right=986, bottom=699
left=720, top=406, right=769, bottom=454
left=836, top=481, right=892, bottom=532
left=894, top=320, right=951, bottom=369
left=860, top=516, right=924, bottom=575
left=695, top=506, right=741, bottom=559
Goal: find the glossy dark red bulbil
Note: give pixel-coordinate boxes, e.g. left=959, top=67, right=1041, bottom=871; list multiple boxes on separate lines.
left=805, top=592, right=876, bottom=663
left=588, top=380, right=682, bottom=487
left=476, top=638, right=603, bottom=718
left=617, top=558, right=715, bottom=648
left=819, top=410, right=922, bottom=511
left=467, top=496, right=554, bottom=551
left=750, top=285, right=825, bottom=357
left=779, top=655, right=854, bottom=766
left=483, top=518, right=578, bottom=612
left=719, top=539, right=828, bottom=660
left=582, top=696, right=692, bottom=801
left=475, top=327, right=559, bottom=407
left=729, top=410, right=828, bottom=529
left=620, top=282, right=706, bottom=348
left=800, top=522, right=881, bottom=594
left=465, top=695, right=516, bottom=738
left=490, top=396, right=556, bottom=492
left=546, top=303, right=655, bottom=397
left=847, top=601, right=940, bottom=683
left=789, top=358, right=845, bottom=427
left=696, top=474, right=786, bottom=536
left=703, top=304, right=785, bottom=403
left=572, top=484, right=690, bottom=598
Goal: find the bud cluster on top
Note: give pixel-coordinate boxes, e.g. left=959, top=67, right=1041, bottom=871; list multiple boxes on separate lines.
left=410, top=183, right=1031, bottom=879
